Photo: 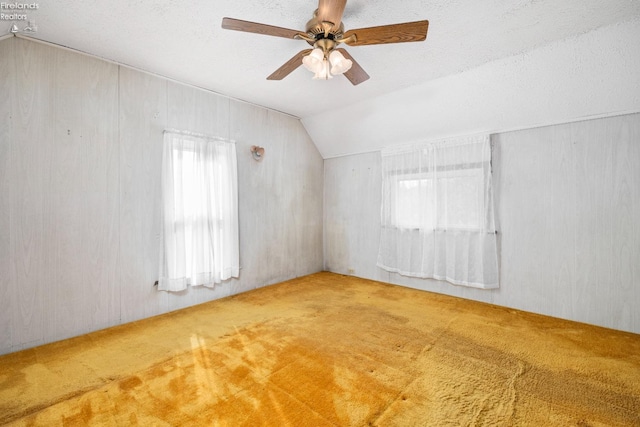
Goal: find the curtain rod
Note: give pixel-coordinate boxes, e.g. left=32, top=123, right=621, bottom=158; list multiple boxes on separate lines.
left=163, top=129, right=236, bottom=144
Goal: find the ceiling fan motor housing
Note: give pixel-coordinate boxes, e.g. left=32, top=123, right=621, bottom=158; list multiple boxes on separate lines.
left=305, top=13, right=344, bottom=41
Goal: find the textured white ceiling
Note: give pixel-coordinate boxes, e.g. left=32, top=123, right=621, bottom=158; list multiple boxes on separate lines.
left=3, top=0, right=640, bottom=154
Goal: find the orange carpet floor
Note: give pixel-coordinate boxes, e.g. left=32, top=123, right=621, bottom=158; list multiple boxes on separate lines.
left=1, top=272, right=639, bottom=426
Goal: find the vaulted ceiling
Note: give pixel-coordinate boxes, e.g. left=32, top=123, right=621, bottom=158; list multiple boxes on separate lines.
left=2, top=0, right=640, bottom=157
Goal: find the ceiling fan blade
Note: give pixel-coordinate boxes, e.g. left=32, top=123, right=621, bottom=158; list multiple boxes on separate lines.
left=336, top=48, right=369, bottom=86
left=267, top=49, right=313, bottom=80
left=317, top=0, right=347, bottom=29
left=343, top=20, right=429, bottom=46
left=221, top=17, right=302, bottom=39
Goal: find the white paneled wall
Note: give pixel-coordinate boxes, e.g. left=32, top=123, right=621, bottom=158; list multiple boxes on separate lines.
left=1, top=35, right=636, bottom=355
left=324, top=152, right=382, bottom=280
left=324, top=113, right=640, bottom=334
left=0, top=38, right=323, bottom=355
left=233, top=101, right=324, bottom=291
left=118, top=66, right=168, bottom=323
left=48, top=45, right=120, bottom=341
left=495, top=115, right=640, bottom=332
left=0, top=38, right=13, bottom=351
left=10, top=40, right=54, bottom=348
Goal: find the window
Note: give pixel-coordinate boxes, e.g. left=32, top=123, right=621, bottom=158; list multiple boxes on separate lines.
left=392, top=161, right=485, bottom=231
left=377, top=135, right=499, bottom=288
left=158, top=130, right=239, bottom=292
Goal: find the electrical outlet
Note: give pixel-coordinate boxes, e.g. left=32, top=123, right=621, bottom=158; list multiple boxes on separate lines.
left=348, top=268, right=355, bottom=275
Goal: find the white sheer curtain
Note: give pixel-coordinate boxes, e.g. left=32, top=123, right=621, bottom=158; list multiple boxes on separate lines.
left=377, top=134, right=499, bottom=288
left=159, top=130, right=239, bottom=292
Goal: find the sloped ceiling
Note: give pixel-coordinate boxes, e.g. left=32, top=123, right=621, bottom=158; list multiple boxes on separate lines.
left=2, top=1, right=640, bottom=157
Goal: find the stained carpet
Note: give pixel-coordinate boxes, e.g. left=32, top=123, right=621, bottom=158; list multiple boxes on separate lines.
left=1, top=272, right=639, bottom=426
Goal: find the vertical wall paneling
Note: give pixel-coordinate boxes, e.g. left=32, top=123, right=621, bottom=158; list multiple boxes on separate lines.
left=544, top=125, right=576, bottom=319
left=49, top=48, right=86, bottom=340
left=573, top=118, right=615, bottom=328
left=11, top=39, right=52, bottom=349
left=261, top=111, right=296, bottom=284
left=0, top=39, right=14, bottom=352
left=118, top=67, right=168, bottom=324
left=44, top=50, right=119, bottom=342
left=0, top=37, right=324, bottom=355
left=293, top=120, right=324, bottom=278
left=231, top=101, right=324, bottom=292
left=4, top=40, right=121, bottom=347
left=495, top=130, right=546, bottom=312
left=631, top=117, right=640, bottom=332
left=82, top=53, right=120, bottom=332
left=324, top=113, right=640, bottom=334
left=269, top=112, right=296, bottom=281
left=608, top=116, right=635, bottom=330
left=495, top=124, right=576, bottom=317
left=324, top=152, right=383, bottom=281
left=573, top=116, right=636, bottom=330
left=232, top=101, right=272, bottom=291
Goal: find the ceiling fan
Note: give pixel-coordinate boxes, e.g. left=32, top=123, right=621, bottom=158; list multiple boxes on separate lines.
left=221, top=0, right=429, bottom=85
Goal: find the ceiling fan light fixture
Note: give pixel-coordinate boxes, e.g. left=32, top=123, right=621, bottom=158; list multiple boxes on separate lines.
left=302, top=48, right=325, bottom=73
left=313, top=59, right=333, bottom=80
left=329, top=49, right=352, bottom=75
